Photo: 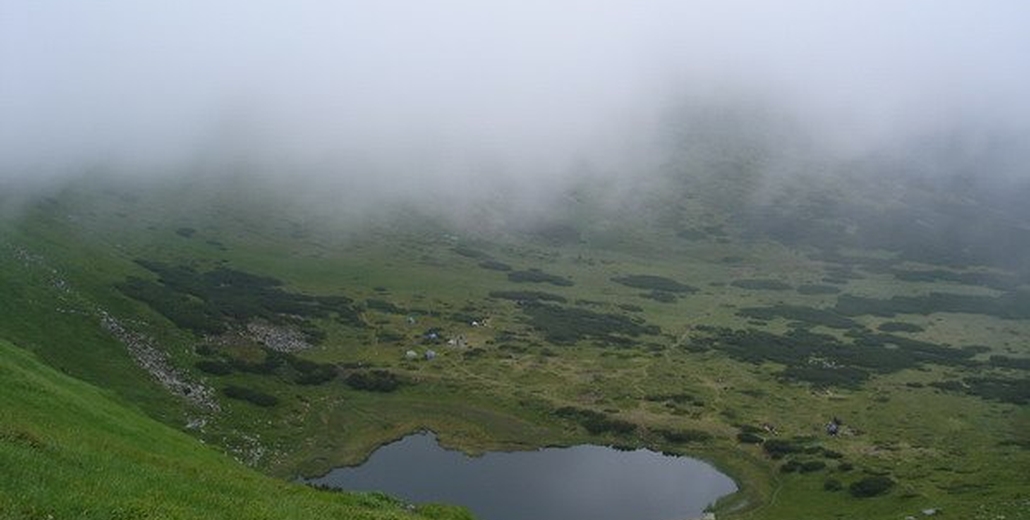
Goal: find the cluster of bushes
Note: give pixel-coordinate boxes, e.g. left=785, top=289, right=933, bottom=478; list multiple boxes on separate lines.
left=641, top=290, right=678, bottom=303
left=780, top=460, right=827, bottom=473
left=118, top=260, right=362, bottom=338
left=889, top=268, right=1016, bottom=291
left=989, top=355, right=1030, bottom=371
left=507, top=269, right=574, bottom=287
left=731, top=279, right=792, bottom=291
left=737, top=305, right=860, bottom=329
left=611, top=275, right=697, bottom=294
left=365, top=299, right=405, bottom=314
left=932, top=376, right=1030, bottom=405
left=488, top=290, right=567, bottom=303
left=835, top=291, right=1030, bottom=320
left=554, top=406, right=636, bottom=436
left=344, top=370, right=402, bottom=392
left=691, top=325, right=977, bottom=389
left=223, top=385, right=278, bottom=407
left=520, top=303, right=660, bottom=345
left=195, top=347, right=337, bottom=386
left=848, top=475, right=894, bottom=498
left=655, top=428, right=712, bottom=444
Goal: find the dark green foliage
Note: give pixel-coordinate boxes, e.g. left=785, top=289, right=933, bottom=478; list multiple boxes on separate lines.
left=290, top=358, right=338, bottom=385
left=849, top=476, right=895, bottom=498
left=345, top=370, right=402, bottom=392
left=800, top=460, right=827, bottom=473
left=822, top=449, right=844, bottom=459
left=692, top=325, right=975, bottom=389
left=890, top=268, right=1017, bottom=291
left=195, top=360, right=232, bottom=376
left=488, top=290, right=567, bottom=303
left=824, top=478, right=844, bottom=491
left=797, top=284, right=841, bottom=295
left=780, top=365, right=869, bottom=389
left=220, top=348, right=337, bottom=386
left=737, top=305, right=860, bottom=329
left=989, top=355, right=1030, bottom=370
left=835, top=291, right=1030, bottom=320
left=838, top=462, right=854, bottom=471
left=554, top=406, right=636, bottom=435
left=932, top=377, right=1030, bottom=404
left=731, top=279, right=792, bottom=291
left=763, top=439, right=801, bottom=459
left=642, top=290, right=678, bottom=303
left=617, top=303, right=643, bottom=312
left=117, top=276, right=225, bottom=334
left=507, top=269, right=574, bottom=286
left=780, top=460, right=801, bottom=473
left=223, top=385, right=279, bottom=407
left=877, top=321, right=924, bottom=333
left=611, top=275, right=697, bottom=293
left=175, top=227, right=196, bottom=238
left=737, top=432, right=764, bottom=444
left=519, top=303, right=660, bottom=345
left=478, top=260, right=512, bottom=271
left=656, top=428, right=712, bottom=444
left=365, top=299, right=405, bottom=314
left=117, top=260, right=362, bottom=338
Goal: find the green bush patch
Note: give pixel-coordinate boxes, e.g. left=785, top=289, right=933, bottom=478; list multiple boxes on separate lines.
left=731, top=279, right=793, bottom=291
left=797, top=284, right=841, bottom=295
left=849, top=476, right=895, bottom=498
left=519, top=303, right=660, bottom=345
left=117, top=260, right=362, bottom=338
left=554, top=406, right=636, bottom=436
left=345, top=370, right=402, bottom=393
left=223, top=385, right=279, bottom=407
left=737, top=305, right=860, bottom=329
left=612, top=275, right=697, bottom=293
left=507, top=269, right=574, bottom=287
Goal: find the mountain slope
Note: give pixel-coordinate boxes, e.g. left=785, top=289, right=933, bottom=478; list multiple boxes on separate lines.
left=0, top=337, right=471, bottom=520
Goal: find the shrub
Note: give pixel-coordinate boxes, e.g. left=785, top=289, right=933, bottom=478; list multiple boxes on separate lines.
left=736, top=432, right=764, bottom=444
left=345, top=370, right=401, bottom=392
left=849, top=476, right=894, bottom=498
left=194, top=360, right=232, bottom=376
left=223, top=385, right=278, bottom=407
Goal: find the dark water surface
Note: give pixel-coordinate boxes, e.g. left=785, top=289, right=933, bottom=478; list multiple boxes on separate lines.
left=308, top=433, right=737, bottom=520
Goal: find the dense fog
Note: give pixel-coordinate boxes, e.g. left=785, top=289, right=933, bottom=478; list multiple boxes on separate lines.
left=2, top=1, right=1029, bottom=221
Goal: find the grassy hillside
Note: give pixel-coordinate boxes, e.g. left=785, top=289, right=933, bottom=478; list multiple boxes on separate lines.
left=0, top=338, right=471, bottom=520
left=2, top=174, right=1029, bottom=520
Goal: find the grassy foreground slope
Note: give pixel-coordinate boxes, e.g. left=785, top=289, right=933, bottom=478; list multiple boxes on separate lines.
left=0, top=338, right=471, bottom=520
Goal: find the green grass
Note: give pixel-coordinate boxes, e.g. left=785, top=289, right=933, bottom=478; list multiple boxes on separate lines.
left=3, top=177, right=1030, bottom=520
left=0, top=337, right=472, bottom=520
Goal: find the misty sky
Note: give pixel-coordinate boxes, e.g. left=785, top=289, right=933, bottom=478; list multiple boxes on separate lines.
left=2, top=1, right=1029, bottom=194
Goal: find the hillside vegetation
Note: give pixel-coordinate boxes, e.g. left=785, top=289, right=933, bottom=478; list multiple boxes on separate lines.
left=0, top=338, right=471, bottom=520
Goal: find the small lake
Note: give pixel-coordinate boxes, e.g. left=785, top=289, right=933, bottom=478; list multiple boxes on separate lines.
left=308, top=432, right=737, bottom=520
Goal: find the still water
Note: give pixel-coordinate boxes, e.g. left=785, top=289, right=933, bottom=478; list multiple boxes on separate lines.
left=308, top=432, right=737, bottom=520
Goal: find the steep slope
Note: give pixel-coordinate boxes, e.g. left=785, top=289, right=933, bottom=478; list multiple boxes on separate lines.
left=0, top=338, right=471, bottom=520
